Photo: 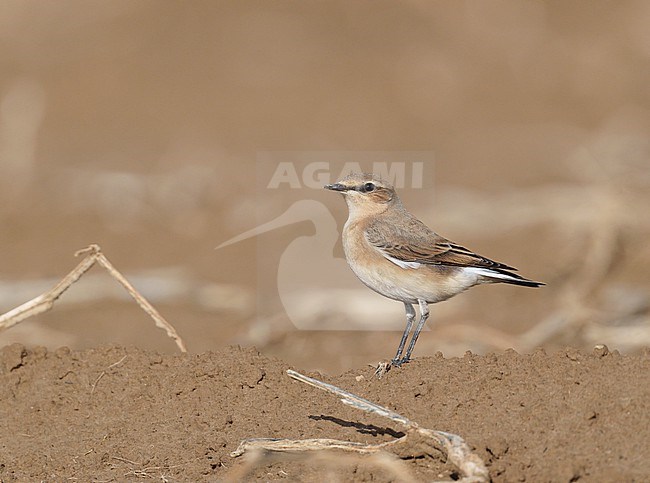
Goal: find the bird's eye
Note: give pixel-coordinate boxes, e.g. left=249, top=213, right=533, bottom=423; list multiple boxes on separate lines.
left=363, top=182, right=376, bottom=192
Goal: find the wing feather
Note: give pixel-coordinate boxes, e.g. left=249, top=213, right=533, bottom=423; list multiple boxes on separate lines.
left=365, top=216, right=517, bottom=271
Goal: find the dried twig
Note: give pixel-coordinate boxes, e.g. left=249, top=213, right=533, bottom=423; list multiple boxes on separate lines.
left=231, top=369, right=489, bottom=483
left=231, top=437, right=399, bottom=455
left=90, top=354, right=128, bottom=395
left=0, top=244, right=186, bottom=352
left=90, top=372, right=105, bottom=395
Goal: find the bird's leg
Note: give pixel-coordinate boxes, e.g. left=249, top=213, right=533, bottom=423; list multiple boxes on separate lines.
left=391, top=302, right=416, bottom=366
left=400, top=300, right=429, bottom=364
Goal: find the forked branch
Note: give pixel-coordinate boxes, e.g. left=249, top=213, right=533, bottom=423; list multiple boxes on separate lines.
left=0, top=244, right=186, bottom=352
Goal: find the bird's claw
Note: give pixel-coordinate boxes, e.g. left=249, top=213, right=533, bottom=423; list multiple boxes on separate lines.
left=391, top=355, right=412, bottom=367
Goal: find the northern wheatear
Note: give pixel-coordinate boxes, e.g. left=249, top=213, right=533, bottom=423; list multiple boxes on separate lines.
left=325, top=172, right=543, bottom=370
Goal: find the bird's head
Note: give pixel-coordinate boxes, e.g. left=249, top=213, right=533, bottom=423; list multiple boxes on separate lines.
left=325, top=173, right=398, bottom=217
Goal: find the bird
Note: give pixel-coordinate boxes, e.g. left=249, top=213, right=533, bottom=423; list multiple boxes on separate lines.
left=325, top=172, right=543, bottom=372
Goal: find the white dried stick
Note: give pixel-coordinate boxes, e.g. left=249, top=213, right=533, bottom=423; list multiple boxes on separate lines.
left=287, top=370, right=488, bottom=482
left=232, top=370, right=489, bottom=483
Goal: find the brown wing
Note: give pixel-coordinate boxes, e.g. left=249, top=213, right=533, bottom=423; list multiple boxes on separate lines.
left=365, top=217, right=517, bottom=271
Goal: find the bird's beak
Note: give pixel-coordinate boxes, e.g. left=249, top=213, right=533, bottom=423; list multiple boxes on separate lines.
left=324, top=183, right=349, bottom=192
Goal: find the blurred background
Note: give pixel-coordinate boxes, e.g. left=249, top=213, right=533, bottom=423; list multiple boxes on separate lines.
left=0, top=0, right=649, bottom=372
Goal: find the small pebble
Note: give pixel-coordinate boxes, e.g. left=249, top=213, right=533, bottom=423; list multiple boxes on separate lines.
left=593, top=344, right=609, bottom=357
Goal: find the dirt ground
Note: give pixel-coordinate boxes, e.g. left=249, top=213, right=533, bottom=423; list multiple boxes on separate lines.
left=1, top=343, right=648, bottom=482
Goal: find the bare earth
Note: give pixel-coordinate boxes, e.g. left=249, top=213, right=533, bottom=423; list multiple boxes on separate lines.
left=1, top=343, right=648, bottom=482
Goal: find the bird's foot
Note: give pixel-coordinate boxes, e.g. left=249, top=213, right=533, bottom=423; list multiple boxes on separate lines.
left=398, top=355, right=411, bottom=365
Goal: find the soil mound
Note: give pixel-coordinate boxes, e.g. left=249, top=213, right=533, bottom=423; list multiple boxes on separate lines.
left=1, top=344, right=648, bottom=481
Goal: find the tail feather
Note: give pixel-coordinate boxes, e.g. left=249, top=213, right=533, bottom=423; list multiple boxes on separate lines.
left=466, top=267, right=544, bottom=288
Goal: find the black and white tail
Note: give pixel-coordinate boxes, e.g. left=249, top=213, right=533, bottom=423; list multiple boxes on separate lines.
left=466, top=267, right=544, bottom=288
